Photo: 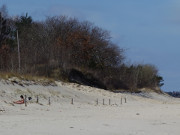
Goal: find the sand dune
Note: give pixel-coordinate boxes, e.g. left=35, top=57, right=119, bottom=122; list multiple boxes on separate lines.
left=0, top=79, right=180, bottom=135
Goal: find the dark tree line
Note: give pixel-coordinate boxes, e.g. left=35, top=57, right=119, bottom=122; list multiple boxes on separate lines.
left=0, top=5, right=164, bottom=91
left=166, top=91, right=180, bottom=98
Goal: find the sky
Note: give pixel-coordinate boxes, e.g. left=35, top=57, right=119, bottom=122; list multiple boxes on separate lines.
left=1, top=0, right=180, bottom=92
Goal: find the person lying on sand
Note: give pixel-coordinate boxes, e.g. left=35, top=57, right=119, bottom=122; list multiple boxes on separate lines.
left=13, top=95, right=24, bottom=104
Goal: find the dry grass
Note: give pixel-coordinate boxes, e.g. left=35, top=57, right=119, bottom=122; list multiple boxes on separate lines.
left=0, top=72, right=19, bottom=79
left=0, top=72, right=55, bottom=83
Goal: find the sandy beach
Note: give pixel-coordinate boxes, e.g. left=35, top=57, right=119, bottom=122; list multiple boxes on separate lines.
left=0, top=79, right=180, bottom=135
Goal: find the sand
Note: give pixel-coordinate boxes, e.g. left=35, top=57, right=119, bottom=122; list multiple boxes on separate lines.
left=0, top=79, right=180, bottom=135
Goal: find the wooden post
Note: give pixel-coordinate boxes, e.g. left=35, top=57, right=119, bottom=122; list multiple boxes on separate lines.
left=25, top=95, right=27, bottom=107
left=48, top=97, right=51, bottom=105
left=71, top=98, right=73, bottom=105
left=103, top=99, right=105, bottom=105
left=121, top=97, right=122, bottom=105
left=96, top=98, right=98, bottom=105
left=125, top=97, right=127, bottom=103
left=36, top=95, right=39, bottom=103
left=109, top=99, right=111, bottom=105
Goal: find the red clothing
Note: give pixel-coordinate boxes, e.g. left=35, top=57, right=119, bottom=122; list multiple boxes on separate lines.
left=13, top=99, right=24, bottom=104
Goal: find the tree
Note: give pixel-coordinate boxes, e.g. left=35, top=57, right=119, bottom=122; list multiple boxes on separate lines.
left=15, top=13, right=32, bottom=32
left=0, top=11, right=11, bottom=70
left=0, top=12, right=10, bottom=47
left=14, top=13, right=33, bottom=72
left=0, top=11, right=164, bottom=91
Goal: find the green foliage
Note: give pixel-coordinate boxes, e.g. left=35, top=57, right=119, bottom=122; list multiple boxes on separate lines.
left=15, top=13, right=32, bottom=33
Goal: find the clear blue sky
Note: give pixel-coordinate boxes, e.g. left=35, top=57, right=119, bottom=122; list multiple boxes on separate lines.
left=1, top=0, right=180, bottom=91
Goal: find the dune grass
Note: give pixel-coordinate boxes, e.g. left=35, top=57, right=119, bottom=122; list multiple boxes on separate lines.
left=0, top=72, right=55, bottom=83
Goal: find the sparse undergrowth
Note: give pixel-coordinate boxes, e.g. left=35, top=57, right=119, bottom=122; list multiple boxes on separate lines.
left=0, top=72, right=56, bottom=85
left=0, top=71, right=163, bottom=94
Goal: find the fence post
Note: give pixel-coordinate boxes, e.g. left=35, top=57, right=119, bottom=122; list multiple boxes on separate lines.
left=48, top=97, right=51, bottom=105
left=25, top=95, right=27, bottom=107
left=36, top=95, right=39, bottom=103
left=71, top=98, right=74, bottom=105
left=121, top=97, right=122, bottom=105
left=125, top=97, right=127, bottom=103
left=96, top=98, right=98, bottom=105
left=103, top=99, right=105, bottom=105
left=109, top=99, right=111, bottom=105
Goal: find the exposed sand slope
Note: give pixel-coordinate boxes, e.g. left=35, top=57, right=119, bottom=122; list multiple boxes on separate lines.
left=0, top=79, right=180, bottom=135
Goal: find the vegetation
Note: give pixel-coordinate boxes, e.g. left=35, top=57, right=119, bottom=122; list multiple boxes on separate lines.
left=0, top=5, right=164, bottom=91
left=166, top=92, right=180, bottom=98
